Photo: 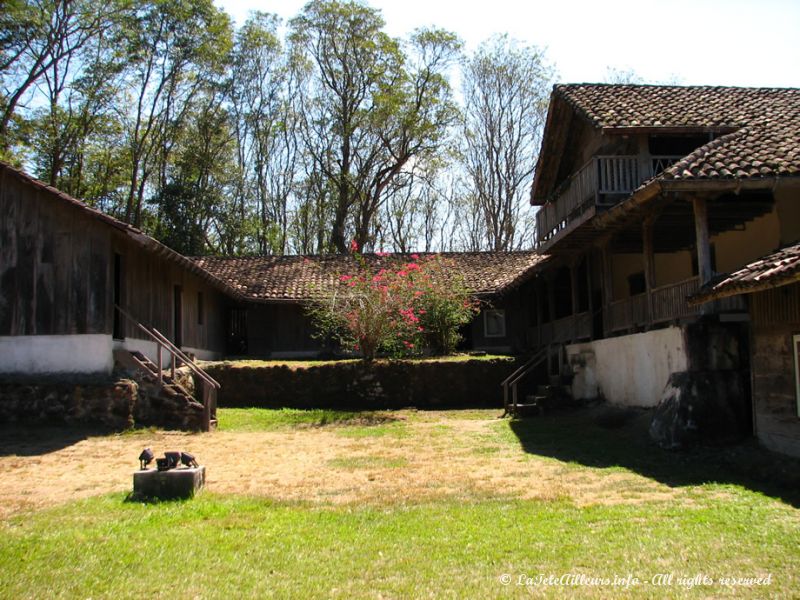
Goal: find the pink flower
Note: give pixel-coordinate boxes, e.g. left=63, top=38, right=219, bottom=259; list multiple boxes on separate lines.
left=406, top=262, right=420, bottom=271
left=411, top=254, right=419, bottom=260
left=375, top=251, right=389, bottom=257
left=340, top=275, right=353, bottom=282
left=350, top=239, right=359, bottom=253
left=397, top=270, right=408, bottom=277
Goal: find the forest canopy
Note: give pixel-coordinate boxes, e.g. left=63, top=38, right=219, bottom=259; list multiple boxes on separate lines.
left=0, top=0, right=554, bottom=255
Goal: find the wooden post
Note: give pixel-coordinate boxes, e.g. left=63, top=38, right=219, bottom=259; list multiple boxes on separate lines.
left=692, top=196, right=713, bottom=285
left=600, top=239, right=613, bottom=335
left=157, top=342, right=163, bottom=385
left=643, top=216, right=656, bottom=327
left=535, top=279, right=543, bottom=348
left=570, top=262, right=580, bottom=317
left=585, top=254, right=594, bottom=340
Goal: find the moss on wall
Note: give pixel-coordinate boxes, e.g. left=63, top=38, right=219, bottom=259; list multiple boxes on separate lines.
left=204, top=357, right=519, bottom=410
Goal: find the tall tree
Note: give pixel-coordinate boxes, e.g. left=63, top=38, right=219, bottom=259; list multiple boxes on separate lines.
left=290, top=0, right=460, bottom=253
left=118, top=0, right=232, bottom=227
left=0, top=0, right=119, bottom=155
left=461, top=35, right=553, bottom=251
left=228, top=12, right=298, bottom=255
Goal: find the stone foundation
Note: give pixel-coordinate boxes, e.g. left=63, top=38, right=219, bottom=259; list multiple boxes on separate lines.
left=204, top=357, right=518, bottom=409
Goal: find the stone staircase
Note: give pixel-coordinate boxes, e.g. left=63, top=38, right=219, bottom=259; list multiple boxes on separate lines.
left=114, top=349, right=217, bottom=431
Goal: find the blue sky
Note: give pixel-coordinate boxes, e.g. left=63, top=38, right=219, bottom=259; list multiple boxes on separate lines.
left=215, top=0, right=799, bottom=88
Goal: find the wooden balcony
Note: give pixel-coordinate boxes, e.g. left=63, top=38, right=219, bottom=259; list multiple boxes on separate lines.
left=527, top=311, right=592, bottom=347
left=602, top=276, right=747, bottom=335
left=535, top=155, right=682, bottom=248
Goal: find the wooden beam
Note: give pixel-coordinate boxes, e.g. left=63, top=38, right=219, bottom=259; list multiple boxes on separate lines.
left=642, top=216, right=656, bottom=327
left=692, top=196, right=713, bottom=285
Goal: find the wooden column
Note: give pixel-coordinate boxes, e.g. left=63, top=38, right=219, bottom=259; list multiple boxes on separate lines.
left=570, top=262, right=580, bottom=317
left=642, top=216, right=656, bottom=327
left=600, top=240, right=614, bottom=338
left=692, top=196, right=713, bottom=285
left=586, top=254, right=594, bottom=339
left=535, top=279, right=543, bottom=348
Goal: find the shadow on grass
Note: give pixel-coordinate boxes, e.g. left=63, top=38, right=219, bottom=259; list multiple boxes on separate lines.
left=508, top=406, right=800, bottom=508
left=0, top=423, right=117, bottom=457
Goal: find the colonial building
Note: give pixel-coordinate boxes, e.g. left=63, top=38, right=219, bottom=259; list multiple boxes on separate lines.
left=516, top=84, right=800, bottom=449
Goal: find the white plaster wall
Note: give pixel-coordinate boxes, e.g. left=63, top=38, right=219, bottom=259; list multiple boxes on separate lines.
left=0, top=334, right=114, bottom=375
left=114, top=339, right=221, bottom=367
left=567, top=327, right=688, bottom=408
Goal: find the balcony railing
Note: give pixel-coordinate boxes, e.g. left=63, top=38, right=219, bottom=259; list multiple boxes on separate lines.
left=536, top=155, right=682, bottom=246
left=527, top=311, right=592, bottom=347
left=602, top=276, right=747, bottom=335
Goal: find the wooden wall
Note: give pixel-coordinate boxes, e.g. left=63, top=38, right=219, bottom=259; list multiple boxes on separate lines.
left=0, top=170, right=110, bottom=336
left=750, top=282, right=800, bottom=457
left=0, top=168, right=227, bottom=356
left=114, top=235, right=227, bottom=354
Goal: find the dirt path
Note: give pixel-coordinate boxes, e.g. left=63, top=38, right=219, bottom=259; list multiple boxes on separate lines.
left=0, top=412, right=682, bottom=518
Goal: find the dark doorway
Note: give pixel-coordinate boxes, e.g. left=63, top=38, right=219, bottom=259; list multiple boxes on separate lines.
left=173, top=285, right=183, bottom=347
left=113, top=253, right=123, bottom=339
left=227, top=308, right=248, bottom=355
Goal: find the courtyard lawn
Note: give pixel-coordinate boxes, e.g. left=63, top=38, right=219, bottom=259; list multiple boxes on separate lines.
left=0, top=407, right=798, bottom=598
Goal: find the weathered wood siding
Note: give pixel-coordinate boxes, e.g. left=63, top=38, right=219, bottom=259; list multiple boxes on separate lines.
left=114, top=234, right=227, bottom=354
left=0, top=168, right=227, bottom=356
left=750, top=282, right=800, bottom=457
left=0, top=170, right=110, bottom=336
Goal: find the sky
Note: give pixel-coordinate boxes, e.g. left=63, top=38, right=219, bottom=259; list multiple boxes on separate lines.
left=215, top=0, right=799, bottom=88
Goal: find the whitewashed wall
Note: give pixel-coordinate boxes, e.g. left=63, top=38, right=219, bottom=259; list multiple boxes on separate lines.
left=567, top=327, right=689, bottom=407
left=0, top=334, right=114, bottom=375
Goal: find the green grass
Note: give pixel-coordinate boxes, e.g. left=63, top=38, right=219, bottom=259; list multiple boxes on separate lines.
left=1, top=493, right=797, bottom=599
left=217, top=407, right=400, bottom=431
left=2, top=407, right=800, bottom=598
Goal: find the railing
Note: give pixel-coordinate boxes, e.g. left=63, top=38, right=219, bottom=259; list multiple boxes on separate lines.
left=604, top=294, right=649, bottom=334
left=651, top=277, right=701, bottom=323
left=527, top=312, right=592, bottom=348
left=603, top=276, right=747, bottom=334
left=501, top=348, right=547, bottom=417
left=536, top=154, right=683, bottom=246
left=115, top=305, right=220, bottom=432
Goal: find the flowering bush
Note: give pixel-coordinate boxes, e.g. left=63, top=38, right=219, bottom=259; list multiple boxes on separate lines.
left=308, top=246, right=479, bottom=361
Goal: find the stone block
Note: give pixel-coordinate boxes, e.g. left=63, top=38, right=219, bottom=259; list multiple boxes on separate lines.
left=132, top=466, right=205, bottom=500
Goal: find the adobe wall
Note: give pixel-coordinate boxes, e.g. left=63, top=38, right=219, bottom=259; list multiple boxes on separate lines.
left=204, top=357, right=518, bottom=410
left=566, top=327, right=688, bottom=407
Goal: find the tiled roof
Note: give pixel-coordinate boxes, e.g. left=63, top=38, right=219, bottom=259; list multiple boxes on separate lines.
left=556, top=84, right=798, bottom=130
left=691, top=243, right=800, bottom=304
left=555, top=84, right=800, bottom=182
left=191, top=252, right=548, bottom=302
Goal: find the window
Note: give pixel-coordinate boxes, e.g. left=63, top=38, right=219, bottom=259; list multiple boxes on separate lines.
left=794, top=334, right=800, bottom=418
left=197, top=292, right=204, bottom=326
left=484, top=309, right=506, bottom=338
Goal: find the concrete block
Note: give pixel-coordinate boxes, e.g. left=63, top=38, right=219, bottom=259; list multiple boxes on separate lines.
left=132, top=466, right=205, bottom=500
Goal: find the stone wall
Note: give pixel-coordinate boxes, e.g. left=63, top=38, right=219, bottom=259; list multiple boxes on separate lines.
left=0, top=379, right=138, bottom=429
left=0, top=376, right=206, bottom=431
left=204, top=357, right=518, bottom=409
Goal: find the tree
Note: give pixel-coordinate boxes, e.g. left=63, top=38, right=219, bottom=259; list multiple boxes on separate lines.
left=0, top=0, right=121, bottom=156
left=228, top=12, right=298, bottom=255
left=118, top=0, right=232, bottom=227
left=290, top=0, right=460, bottom=253
left=461, top=35, right=553, bottom=251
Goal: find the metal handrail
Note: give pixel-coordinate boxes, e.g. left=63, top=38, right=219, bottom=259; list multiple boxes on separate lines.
left=114, top=304, right=220, bottom=390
